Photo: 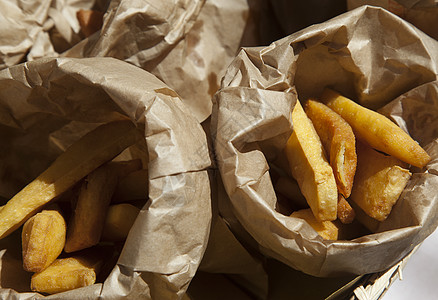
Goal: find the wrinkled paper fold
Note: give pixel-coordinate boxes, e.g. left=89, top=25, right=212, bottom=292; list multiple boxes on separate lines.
left=0, top=57, right=212, bottom=299
left=64, top=0, right=259, bottom=122
left=348, top=0, right=438, bottom=40
left=212, top=5, right=438, bottom=277
left=0, top=0, right=103, bottom=69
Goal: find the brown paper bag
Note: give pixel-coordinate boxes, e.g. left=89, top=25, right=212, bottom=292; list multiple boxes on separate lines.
left=211, top=5, right=438, bottom=277
left=0, top=57, right=212, bottom=299
left=63, top=0, right=260, bottom=123
left=348, top=0, right=438, bottom=40
left=0, top=0, right=105, bottom=69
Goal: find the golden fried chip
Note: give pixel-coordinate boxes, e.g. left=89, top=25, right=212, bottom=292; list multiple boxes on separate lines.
left=64, top=163, right=118, bottom=253
left=305, top=99, right=357, bottom=198
left=350, top=142, right=412, bottom=221
left=337, top=194, right=355, bottom=224
left=112, top=159, right=143, bottom=178
left=102, top=203, right=140, bottom=242
left=0, top=120, right=141, bottom=239
left=285, top=100, right=338, bottom=221
left=321, top=88, right=431, bottom=168
left=31, top=256, right=101, bottom=294
left=22, top=210, right=66, bottom=273
left=291, top=209, right=338, bottom=240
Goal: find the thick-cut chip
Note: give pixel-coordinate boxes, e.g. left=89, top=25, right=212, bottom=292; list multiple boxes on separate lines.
left=112, top=169, right=148, bottom=202
left=31, top=256, right=101, bottom=294
left=22, top=210, right=66, bottom=273
left=321, top=88, right=431, bottom=168
left=350, top=142, right=412, bottom=221
left=285, top=100, right=338, bottom=221
left=337, top=194, right=355, bottom=224
left=112, top=159, right=143, bottom=178
left=305, top=99, right=357, bottom=198
left=64, top=163, right=118, bottom=253
left=0, top=120, right=141, bottom=240
left=102, top=203, right=140, bottom=242
left=291, top=209, right=338, bottom=240
left=65, top=159, right=142, bottom=252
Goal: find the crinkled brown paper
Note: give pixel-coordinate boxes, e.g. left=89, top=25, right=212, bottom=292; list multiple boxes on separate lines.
left=0, top=0, right=261, bottom=123
left=63, top=0, right=260, bottom=123
left=0, top=0, right=106, bottom=69
left=211, top=5, right=438, bottom=277
left=348, top=0, right=438, bottom=40
left=0, top=57, right=212, bottom=299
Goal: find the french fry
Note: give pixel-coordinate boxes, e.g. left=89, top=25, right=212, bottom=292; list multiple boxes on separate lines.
left=285, top=100, right=338, bottom=221
left=350, top=142, right=412, bottom=221
left=337, top=194, right=355, bottom=224
left=0, top=120, right=141, bottom=240
left=112, top=169, right=148, bottom=202
left=321, top=88, right=431, bottom=168
left=64, top=163, right=118, bottom=253
left=64, top=160, right=141, bottom=252
left=102, top=203, right=140, bottom=242
left=30, top=255, right=101, bottom=294
left=291, top=209, right=338, bottom=240
left=112, top=159, right=143, bottom=178
left=22, top=210, right=66, bottom=273
left=305, top=99, right=357, bottom=198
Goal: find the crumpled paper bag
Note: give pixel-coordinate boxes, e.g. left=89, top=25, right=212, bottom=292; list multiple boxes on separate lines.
left=0, top=0, right=105, bottom=70
left=347, top=0, right=438, bottom=40
left=63, top=0, right=260, bottom=123
left=211, top=5, right=438, bottom=277
left=0, top=56, right=212, bottom=299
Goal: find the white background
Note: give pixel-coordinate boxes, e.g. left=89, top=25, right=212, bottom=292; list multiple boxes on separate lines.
left=383, top=228, right=438, bottom=299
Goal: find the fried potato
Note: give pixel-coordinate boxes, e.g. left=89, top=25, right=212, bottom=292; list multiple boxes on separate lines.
left=30, top=256, right=101, bottom=294
left=285, top=100, right=338, bottom=221
left=0, top=120, right=141, bottom=240
left=305, top=99, right=357, bottom=198
left=321, top=88, right=431, bottom=168
left=112, top=159, right=143, bottom=178
left=112, top=169, right=148, bottom=203
left=22, top=210, right=66, bottom=273
left=64, top=163, right=118, bottom=253
left=291, top=209, right=338, bottom=240
left=337, top=194, right=355, bottom=224
left=77, top=9, right=104, bottom=37
left=350, top=142, right=412, bottom=221
left=102, top=203, right=140, bottom=242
